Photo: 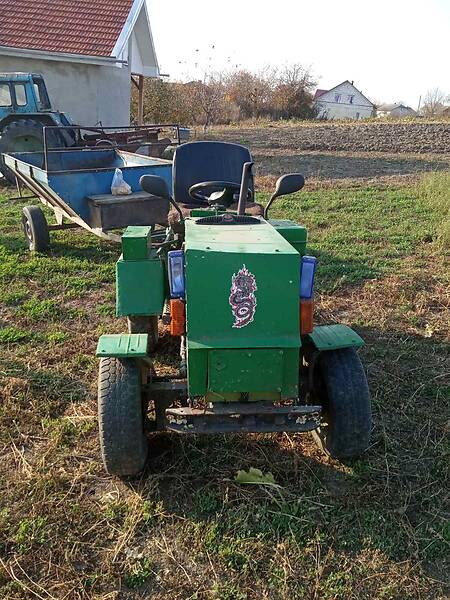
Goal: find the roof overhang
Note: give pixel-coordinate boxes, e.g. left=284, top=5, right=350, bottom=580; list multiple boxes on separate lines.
left=0, top=44, right=123, bottom=67
left=0, top=0, right=159, bottom=75
left=112, top=0, right=160, bottom=77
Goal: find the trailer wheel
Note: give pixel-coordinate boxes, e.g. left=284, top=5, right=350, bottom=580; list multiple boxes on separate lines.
left=22, top=206, right=50, bottom=252
left=98, top=357, right=148, bottom=477
left=127, top=316, right=159, bottom=351
left=313, top=347, right=372, bottom=459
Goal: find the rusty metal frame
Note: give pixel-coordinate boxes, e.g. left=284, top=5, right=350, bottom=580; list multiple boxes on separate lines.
left=164, top=401, right=322, bottom=434
left=42, top=124, right=183, bottom=173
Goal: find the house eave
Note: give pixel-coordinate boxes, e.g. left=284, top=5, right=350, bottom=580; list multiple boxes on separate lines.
left=112, top=0, right=160, bottom=76
left=0, top=45, right=124, bottom=67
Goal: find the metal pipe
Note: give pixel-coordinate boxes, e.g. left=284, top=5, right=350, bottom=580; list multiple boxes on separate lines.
left=43, top=127, right=48, bottom=173
left=237, top=161, right=254, bottom=216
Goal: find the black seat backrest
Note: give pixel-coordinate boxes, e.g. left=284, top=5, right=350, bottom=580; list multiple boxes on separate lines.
left=173, top=141, right=254, bottom=205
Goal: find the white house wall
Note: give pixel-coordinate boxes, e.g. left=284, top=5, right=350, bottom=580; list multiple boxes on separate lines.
left=0, top=54, right=132, bottom=126
left=315, top=81, right=374, bottom=120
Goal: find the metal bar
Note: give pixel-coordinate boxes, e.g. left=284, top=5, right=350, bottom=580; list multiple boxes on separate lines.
left=131, top=75, right=140, bottom=90
left=237, top=162, right=254, bottom=216
left=48, top=223, right=81, bottom=231
left=41, top=124, right=184, bottom=131
left=138, top=75, right=144, bottom=126
left=43, top=126, right=48, bottom=173
left=165, top=403, right=322, bottom=434
left=8, top=194, right=38, bottom=201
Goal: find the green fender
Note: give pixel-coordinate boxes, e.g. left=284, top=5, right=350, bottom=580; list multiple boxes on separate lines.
left=96, top=334, right=148, bottom=358
left=306, top=324, right=364, bottom=351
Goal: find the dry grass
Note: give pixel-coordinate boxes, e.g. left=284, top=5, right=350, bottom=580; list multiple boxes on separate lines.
left=0, top=168, right=449, bottom=599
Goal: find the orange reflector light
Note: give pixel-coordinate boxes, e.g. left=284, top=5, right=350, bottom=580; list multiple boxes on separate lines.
left=170, top=299, right=185, bottom=336
left=300, top=299, right=314, bottom=335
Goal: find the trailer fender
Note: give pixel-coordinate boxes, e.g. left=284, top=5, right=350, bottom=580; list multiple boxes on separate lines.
left=306, top=324, right=364, bottom=352
left=96, top=334, right=149, bottom=358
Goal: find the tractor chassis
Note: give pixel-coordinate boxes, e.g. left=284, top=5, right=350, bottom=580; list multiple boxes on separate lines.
left=148, top=379, right=321, bottom=434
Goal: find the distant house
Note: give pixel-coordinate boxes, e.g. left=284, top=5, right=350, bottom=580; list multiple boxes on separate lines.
left=437, top=106, right=450, bottom=117
left=314, top=80, right=375, bottom=120
left=377, top=103, right=417, bottom=118
left=0, top=0, right=160, bottom=126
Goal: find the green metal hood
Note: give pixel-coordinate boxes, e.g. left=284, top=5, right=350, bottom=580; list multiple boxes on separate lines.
left=184, top=219, right=300, bottom=349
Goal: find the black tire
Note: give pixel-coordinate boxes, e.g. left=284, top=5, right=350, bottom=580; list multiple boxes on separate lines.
left=0, top=119, right=45, bottom=183
left=98, top=357, right=148, bottom=477
left=313, top=347, right=372, bottom=459
left=127, top=316, right=159, bottom=351
left=22, top=206, right=50, bottom=252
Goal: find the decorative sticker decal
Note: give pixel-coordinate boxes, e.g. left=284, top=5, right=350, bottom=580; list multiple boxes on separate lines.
left=229, top=264, right=257, bottom=329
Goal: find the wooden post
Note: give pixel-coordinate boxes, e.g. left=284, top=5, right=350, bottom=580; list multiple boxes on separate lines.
left=138, top=75, right=144, bottom=125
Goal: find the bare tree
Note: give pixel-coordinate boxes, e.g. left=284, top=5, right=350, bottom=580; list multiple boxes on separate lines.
left=226, top=70, right=272, bottom=119
left=271, top=63, right=317, bottom=119
left=422, top=88, right=448, bottom=116
left=189, top=74, right=226, bottom=132
left=134, top=63, right=319, bottom=127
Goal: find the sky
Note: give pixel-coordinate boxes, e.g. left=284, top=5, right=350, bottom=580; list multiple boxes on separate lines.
left=148, top=0, right=449, bottom=109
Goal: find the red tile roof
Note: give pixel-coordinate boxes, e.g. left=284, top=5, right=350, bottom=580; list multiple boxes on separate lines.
left=0, top=0, right=134, bottom=57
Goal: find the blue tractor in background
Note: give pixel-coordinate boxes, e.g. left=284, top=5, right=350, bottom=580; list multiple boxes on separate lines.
left=0, top=73, right=75, bottom=182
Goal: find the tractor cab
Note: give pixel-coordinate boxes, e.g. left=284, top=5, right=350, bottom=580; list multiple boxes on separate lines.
left=0, top=73, right=51, bottom=118
left=0, top=72, right=74, bottom=182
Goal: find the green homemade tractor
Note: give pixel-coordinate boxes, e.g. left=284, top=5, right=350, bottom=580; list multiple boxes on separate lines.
left=96, top=141, right=372, bottom=477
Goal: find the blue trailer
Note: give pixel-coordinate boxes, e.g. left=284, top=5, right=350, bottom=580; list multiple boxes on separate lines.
left=2, top=146, right=173, bottom=251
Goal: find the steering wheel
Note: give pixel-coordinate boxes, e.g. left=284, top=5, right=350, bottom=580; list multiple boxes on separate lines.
left=188, top=181, right=252, bottom=207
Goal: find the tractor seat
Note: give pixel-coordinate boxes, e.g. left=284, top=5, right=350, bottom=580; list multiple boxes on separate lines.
left=170, top=141, right=264, bottom=230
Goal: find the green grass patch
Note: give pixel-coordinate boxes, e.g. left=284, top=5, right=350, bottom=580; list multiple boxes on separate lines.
left=416, top=171, right=450, bottom=248
left=0, top=175, right=449, bottom=599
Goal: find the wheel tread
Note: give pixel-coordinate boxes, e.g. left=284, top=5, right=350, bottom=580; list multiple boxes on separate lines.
left=315, top=347, right=372, bottom=459
left=98, top=357, right=148, bottom=477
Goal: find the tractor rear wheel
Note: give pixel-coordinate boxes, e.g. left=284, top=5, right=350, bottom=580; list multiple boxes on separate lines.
left=0, top=119, right=46, bottom=183
left=98, top=357, right=148, bottom=477
left=313, top=347, right=372, bottom=459
left=22, top=206, right=50, bottom=252
left=127, top=316, right=159, bottom=351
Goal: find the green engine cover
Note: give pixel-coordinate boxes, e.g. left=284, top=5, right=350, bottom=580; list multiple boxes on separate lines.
left=116, top=227, right=165, bottom=317
left=269, top=220, right=308, bottom=255
left=185, top=219, right=301, bottom=399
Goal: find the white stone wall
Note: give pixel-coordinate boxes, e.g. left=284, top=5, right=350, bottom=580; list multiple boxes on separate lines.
left=315, top=81, right=374, bottom=120
left=0, top=54, right=132, bottom=127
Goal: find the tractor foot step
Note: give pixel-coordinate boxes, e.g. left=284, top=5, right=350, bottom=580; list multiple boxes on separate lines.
left=165, top=402, right=322, bottom=434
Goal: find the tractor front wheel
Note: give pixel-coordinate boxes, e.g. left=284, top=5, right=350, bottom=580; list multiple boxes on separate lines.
left=98, top=357, right=148, bottom=477
left=313, top=347, right=372, bottom=459
left=22, top=206, right=50, bottom=252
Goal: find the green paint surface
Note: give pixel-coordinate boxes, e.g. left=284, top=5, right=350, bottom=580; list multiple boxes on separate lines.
left=121, top=226, right=152, bottom=261
left=96, top=334, right=148, bottom=357
left=307, top=324, right=365, bottom=351
left=116, top=256, right=165, bottom=316
left=185, top=219, right=301, bottom=398
left=269, top=219, right=308, bottom=255
left=208, top=349, right=284, bottom=394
